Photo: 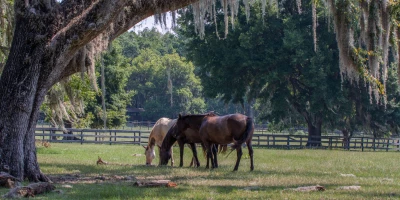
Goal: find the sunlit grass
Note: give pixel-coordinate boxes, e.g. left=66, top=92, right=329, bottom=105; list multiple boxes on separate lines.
left=1, top=143, right=399, bottom=199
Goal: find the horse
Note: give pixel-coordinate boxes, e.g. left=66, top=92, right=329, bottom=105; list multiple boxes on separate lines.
left=174, top=113, right=254, bottom=171
left=143, top=118, right=176, bottom=166
left=159, top=112, right=226, bottom=168
left=159, top=121, right=225, bottom=168
left=143, top=117, right=201, bottom=167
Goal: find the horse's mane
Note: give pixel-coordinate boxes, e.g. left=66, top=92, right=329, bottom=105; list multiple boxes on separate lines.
left=180, top=111, right=217, bottom=119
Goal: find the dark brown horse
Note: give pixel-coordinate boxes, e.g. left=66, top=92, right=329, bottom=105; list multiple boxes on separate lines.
left=175, top=113, right=254, bottom=171
left=159, top=113, right=225, bottom=167
left=159, top=123, right=222, bottom=168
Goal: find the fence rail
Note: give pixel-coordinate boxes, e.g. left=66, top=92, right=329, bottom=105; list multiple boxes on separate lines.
left=35, top=128, right=400, bottom=152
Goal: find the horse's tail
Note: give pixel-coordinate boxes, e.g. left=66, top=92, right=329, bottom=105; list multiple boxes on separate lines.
left=200, top=143, right=207, bottom=159
left=219, top=144, right=228, bottom=154
left=231, top=117, right=254, bottom=150
left=201, top=144, right=227, bottom=158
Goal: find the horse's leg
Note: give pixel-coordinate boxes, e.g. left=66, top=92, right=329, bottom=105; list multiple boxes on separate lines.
left=212, top=144, right=218, bottom=168
left=157, top=145, right=161, bottom=166
left=205, top=142, right=213, bottom=169
left=189, top=143, right=200, bottom=167
left=178, top=140, right=185, bottom=167
left=246, top=140, right=254, bottom=171
left=201, top=143, right=209, bottom=169
left=247, top=142, right=254, bottom=171
left=188, top=144, right=194, bottom=167
left=233, top=147, right=243, bottom=171
left=171, top=145, right=175, bottom=167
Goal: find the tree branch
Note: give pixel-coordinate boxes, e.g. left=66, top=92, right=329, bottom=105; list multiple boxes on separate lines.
left=51, top=0, right=199, bottom=84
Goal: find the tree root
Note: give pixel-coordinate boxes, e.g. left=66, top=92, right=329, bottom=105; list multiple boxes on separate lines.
left=2, top=182, right=55, bottom=198
left=0, top=172, right=21, bottom=188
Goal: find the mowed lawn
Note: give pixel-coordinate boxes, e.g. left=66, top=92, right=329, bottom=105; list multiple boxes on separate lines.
left=1, top=143, right=399, bottom=199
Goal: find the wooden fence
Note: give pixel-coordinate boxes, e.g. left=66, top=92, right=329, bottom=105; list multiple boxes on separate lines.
left=35, top=128, right=400, bottom=152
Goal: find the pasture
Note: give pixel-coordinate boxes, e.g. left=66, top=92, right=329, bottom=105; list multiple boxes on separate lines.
left=1, top=143, right=399, bottom=199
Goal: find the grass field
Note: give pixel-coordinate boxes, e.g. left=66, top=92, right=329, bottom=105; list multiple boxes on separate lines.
left=1, top=143, right=399, bottom=199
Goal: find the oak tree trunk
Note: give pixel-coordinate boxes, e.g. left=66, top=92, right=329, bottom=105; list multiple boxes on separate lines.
left=306, top=120, right=322, bottom=147
left=0, top=10, right=51, bottom=181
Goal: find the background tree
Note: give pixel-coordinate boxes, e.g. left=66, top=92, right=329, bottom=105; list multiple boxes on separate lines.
left=85, top=40, right=135, bottom=129
left=127, top=48, right=206, bottom=121
left=178, top=2, right=351, bottom=146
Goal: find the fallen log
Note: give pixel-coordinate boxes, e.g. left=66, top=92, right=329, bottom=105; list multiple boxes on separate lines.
left=134, top=180, right=177, bottom=188
left=2, top=182, right=55, bottom=198
left=0, top=172, right=21, bottom=188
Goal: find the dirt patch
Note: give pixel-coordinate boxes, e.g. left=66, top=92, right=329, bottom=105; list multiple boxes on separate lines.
left=47, top=174, right=136, bottom=185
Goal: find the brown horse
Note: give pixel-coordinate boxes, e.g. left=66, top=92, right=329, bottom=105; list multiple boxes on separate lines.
left=175, top=113, right=254, bottom=171
left=159, top=121, right=224, bottom=168
left=144, top=117, right=202, bottom=167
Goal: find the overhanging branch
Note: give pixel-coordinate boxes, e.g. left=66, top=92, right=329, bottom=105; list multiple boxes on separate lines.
left=52, top=0, right=200, bottom=85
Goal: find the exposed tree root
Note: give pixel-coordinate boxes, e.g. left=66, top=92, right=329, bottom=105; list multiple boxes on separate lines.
left=0, top=172, right=20, bottom=188
left=2, top=182, right=55, bottom=198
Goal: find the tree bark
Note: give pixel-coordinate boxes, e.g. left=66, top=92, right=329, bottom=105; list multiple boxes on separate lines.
left=306, top=120, right=322, bottom=147
left=0, top=7, right=51, bottom=181
left=0, top=0, right=201, bottom=182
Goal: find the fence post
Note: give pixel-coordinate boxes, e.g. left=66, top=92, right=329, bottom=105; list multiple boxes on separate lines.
left=300, top=137, right=303, bottom=148
left=361, top=137, right=364, bottom=152
left=328, top=137, right=332, bottom=150
left=398, top=139, right=400, bottom=151
left=386, top=139, right=390, bottom=152
left=373, top=138, right=376, bottom=151
left=109, top=131, right=112, bottom=145
left=138, top=131, right=141, bottom=145
left=267, top=135, right=270, bottom=147
left=80, top=131, right=83, bottom=145
left=114, top=131, right=117, bottom=142
left=257, top=136, right=260, bottom=146
left=287, top=136, right=290, bottom=150
left=273, top=135, right=276, bottom=146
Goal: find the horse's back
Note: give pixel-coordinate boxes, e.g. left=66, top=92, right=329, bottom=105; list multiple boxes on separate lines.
left=150, top=118, right=176, bottom=145
left=200, top=113, right=250, bottom=143
left=205, top=113, right=248, bottom=130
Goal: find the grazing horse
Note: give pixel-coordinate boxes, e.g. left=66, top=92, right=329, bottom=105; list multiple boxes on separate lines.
left=159, top=112, right=225, bottom=168
left=143, top=118, right=176, bottom=166
left=175, top=113, right=254, bottom=171
left=159, top=121, right=224, bottom=168
left=143, top=117, right=201, bottom=167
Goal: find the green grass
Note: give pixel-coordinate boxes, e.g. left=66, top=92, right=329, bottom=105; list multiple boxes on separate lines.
left=1, top=143, right=399, bottom=199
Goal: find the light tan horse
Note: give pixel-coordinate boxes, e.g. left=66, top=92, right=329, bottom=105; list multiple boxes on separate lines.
left=143, top=118, right=177, bottom=166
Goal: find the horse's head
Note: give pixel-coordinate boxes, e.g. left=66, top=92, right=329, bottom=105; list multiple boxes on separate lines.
left=159, top=145, right=172, bottom=165
left=143, top=145, right=156, bottom=166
